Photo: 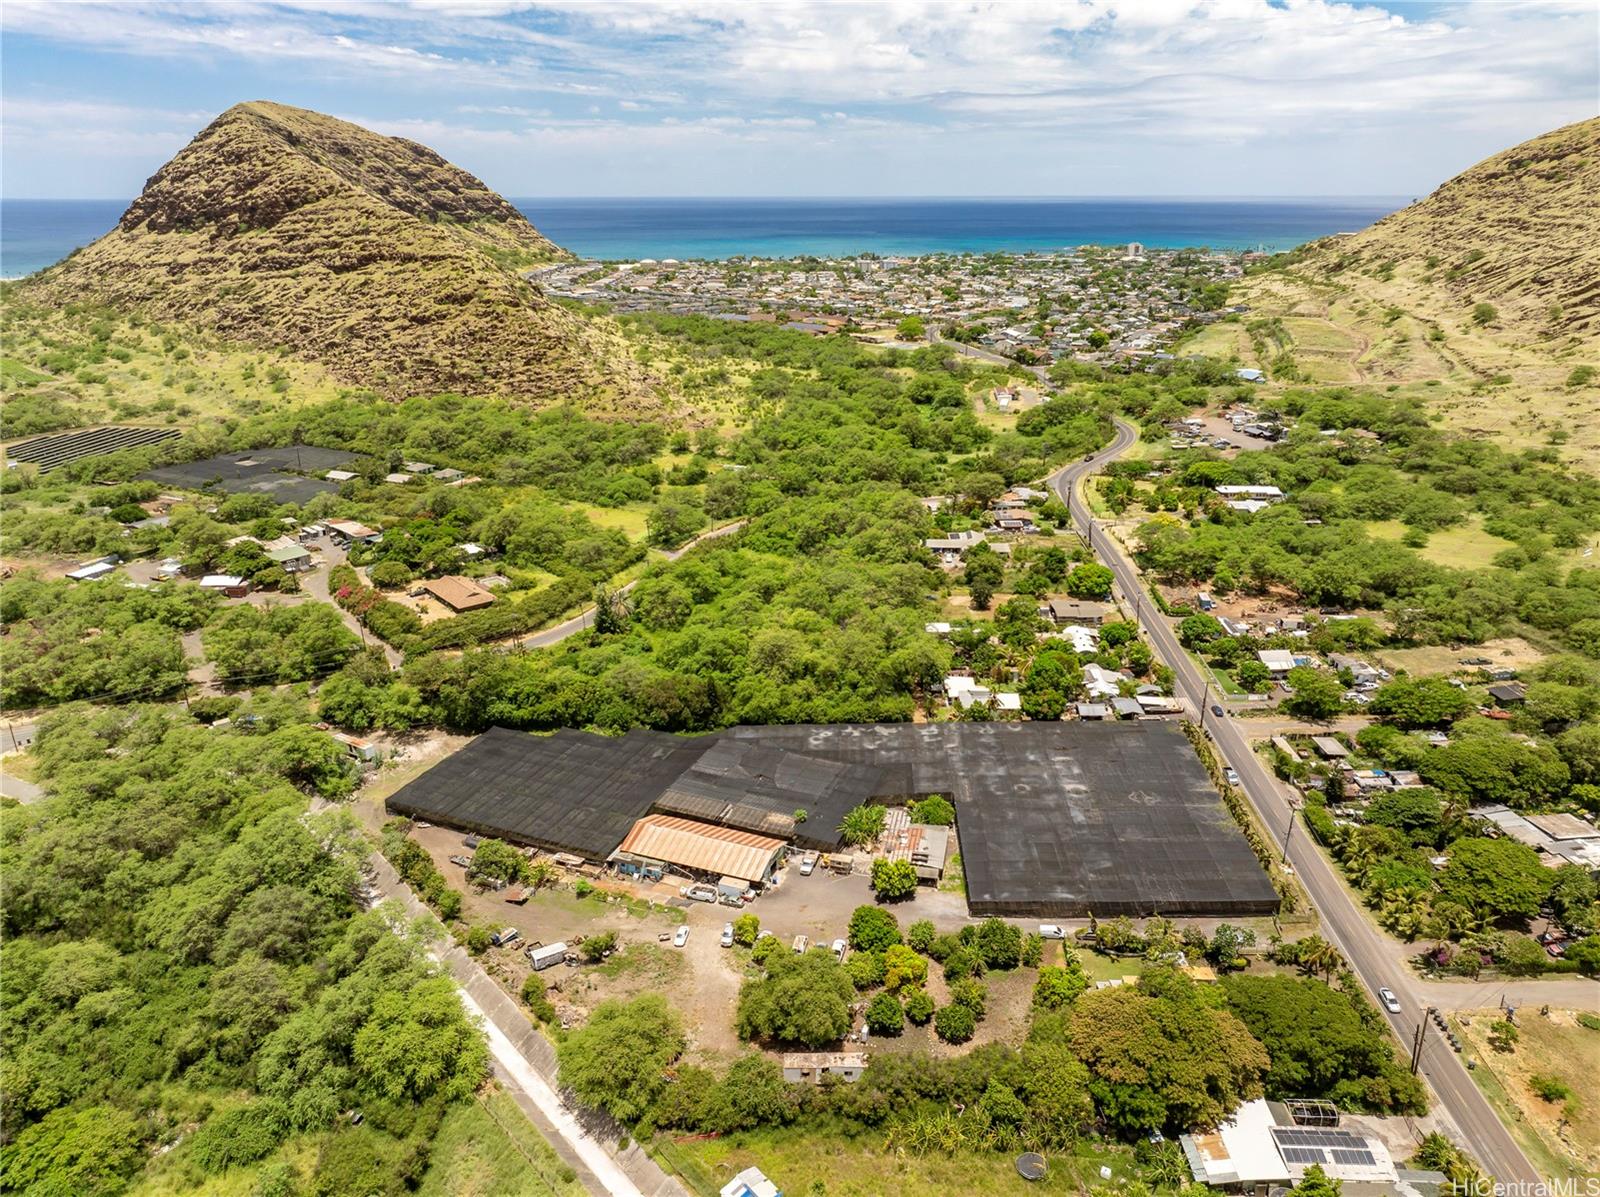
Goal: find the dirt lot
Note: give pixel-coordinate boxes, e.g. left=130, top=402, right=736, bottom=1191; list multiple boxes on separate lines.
left=1376, top=637, right=1547, bottom=678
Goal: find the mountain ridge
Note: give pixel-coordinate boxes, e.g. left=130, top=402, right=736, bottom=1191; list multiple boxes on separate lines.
left=1293, top=116, right=1600, bottom=338
left=23, top=101, right=646, bottom=406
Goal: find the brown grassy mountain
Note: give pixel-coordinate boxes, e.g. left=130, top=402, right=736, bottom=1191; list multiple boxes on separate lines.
left=25, top=101, right=645, bottom=404
left=1296, top=116, right=1600, bottom=338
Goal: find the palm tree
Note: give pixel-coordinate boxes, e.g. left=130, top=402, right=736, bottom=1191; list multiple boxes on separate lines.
left=1296, top=934, right=1344, bottom=981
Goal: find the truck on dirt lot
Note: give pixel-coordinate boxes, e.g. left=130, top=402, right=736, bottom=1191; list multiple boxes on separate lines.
left=821, top=854, right=853, bottom=875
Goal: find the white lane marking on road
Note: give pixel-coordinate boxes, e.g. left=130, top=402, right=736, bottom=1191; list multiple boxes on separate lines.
left=454, top=981, right=646, bottom=1197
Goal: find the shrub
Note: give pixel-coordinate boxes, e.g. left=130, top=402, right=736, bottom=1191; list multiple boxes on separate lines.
left=1033, top=964, right=1088, bottom=1009
left=1529, top=1074, right=1572, bottom=1103
left=904, top=987, right=936, bottom=1024
left=865, top=991, right=905, bottom=1036
left=942, top=946, right=985, bottom=982
left=908, top=795, right=955, bottom=825
left=846, top=950, right=887, bottom=990
left=847, top=905, right=900, bottom=952
left=367, top=560, right=413, bottom=589
left=949, top=977, right=988, bottom=1018
left=1471, top=302, right=1497, bottom=327
left=1021, top=933, right=1044, bottom=967
left=189, top=1100, right=290, bottom=1173
left=973, top=917, right=1023, bottom=970
left=934, top=1002, right=976, bottom=1043
left=190, top=695, right=242, bottom=723
left=883, top=944, right=929, bottom=991
left=732, top=913, right=760, bottom=946
left=580, top=931, right=618, bottom=963
left=906, top=919, right=936, bottom=953
left=870, top=858, right=918, bottom=901
left=465, top=926, right=492, bottom=955
left=521, top=974, right=557, bottom=1024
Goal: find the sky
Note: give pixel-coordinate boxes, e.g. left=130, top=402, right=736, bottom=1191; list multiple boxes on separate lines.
left=1, top=0, right=1596, bottom=199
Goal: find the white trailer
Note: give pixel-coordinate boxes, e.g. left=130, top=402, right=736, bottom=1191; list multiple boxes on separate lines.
left=526, top=941, right=567, bottom=971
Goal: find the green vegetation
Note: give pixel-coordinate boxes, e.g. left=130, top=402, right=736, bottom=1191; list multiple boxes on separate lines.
left=0, top=703, right=486, bottom=1195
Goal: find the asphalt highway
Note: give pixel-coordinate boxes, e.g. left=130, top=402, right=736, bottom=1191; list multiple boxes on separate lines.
left=1050, top=418, right=1545, bottom=1187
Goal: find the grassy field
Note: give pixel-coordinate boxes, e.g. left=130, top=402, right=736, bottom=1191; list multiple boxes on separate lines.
left=417, top=1088, right=586, bottom=1197
left=0, top=300, right=348, bottom=442
left=656, top=1124, right=1139, bottom=1197
left=1452, top=1009, right=1600, bottom=1181
left=1226, top=268, right=1600, bottom=473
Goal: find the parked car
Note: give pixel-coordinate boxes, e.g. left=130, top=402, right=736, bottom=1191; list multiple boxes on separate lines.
left=756, top=929, right=774, bottom=941
left=448, top=854, right=471, bottom=868
left=1378, top=987, right=1402, bottom=1014
left=721, top=923, right=735, bottom=948
left=1038, top=923, right=1067, bottom=940
left=679, top=883, right=718, bottom=903
left=673, top=925, right=691, bottom=948
left=489, top=928, right=520, bottom=948
left=719, top=893, right=744, bottom=908
left=798, top=852, right=818, bottom=876
left=792, top=934, right=809, bottom=953
left=831, top=938, right=847, bottom=962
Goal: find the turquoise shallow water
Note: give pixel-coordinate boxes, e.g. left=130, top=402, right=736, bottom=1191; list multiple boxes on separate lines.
left=1, top=195, right=1402, bottom=275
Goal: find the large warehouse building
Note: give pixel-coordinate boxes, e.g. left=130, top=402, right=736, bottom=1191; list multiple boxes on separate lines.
left=385, top=722, right=1279, bottom=918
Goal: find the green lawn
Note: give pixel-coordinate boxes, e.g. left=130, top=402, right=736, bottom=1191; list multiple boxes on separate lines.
left=656, top=1125, right=1139, bottom=1197
left=1366, top=515, right=1514, bottom=570
left=418, top=1088, right=585, bottom=1197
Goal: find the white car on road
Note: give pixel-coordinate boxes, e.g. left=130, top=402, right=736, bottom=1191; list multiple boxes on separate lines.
left=1038, top=923, right=1068, bottom=940
left=1378, top=987, right=1401, bottom=1013
left=1224, top=767, right=1240, bottom=785
left=673, top=925, right=690, bottom=948
left=721, top=923, right=734, bottom=948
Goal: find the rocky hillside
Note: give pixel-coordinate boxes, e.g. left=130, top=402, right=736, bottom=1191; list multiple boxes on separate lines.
left=25, top=101, right=644, bottom=404
left=1294, top=117, right=1600, bottom=339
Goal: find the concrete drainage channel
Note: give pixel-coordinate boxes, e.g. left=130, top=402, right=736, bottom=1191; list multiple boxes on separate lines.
left=362, top=850, right=691, bottom=1197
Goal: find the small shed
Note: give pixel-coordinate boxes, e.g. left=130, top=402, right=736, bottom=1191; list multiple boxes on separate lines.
left=1311, top=736, right=1349, bottom=759
left=782, top=1051, right=867, bottom=1085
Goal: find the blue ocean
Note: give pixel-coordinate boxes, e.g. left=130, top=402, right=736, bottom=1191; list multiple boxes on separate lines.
left=1, top=195, right=1401, bottom=276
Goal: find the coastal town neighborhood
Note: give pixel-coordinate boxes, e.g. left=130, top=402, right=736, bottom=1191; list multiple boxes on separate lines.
left=536, top=244, right=1248, bottom=366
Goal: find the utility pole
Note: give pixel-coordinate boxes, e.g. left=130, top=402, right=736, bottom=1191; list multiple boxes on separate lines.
left=1410, top=1019, right=1427, bottom=1075
left=1280, top=807, right=1296, bottom=863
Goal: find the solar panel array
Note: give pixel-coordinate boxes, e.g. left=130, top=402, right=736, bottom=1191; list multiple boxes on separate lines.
left=6, top=425, right=181, bottom=473
left=1271, top=1127, right=1377, bottom=1170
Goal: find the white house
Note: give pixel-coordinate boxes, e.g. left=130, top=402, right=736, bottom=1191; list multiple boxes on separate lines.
left=1215, top=484, right=1284, bottom=501
left=1084, top=663, right=1126, bottom=698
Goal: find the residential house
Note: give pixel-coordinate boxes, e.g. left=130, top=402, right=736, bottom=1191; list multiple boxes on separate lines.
left=1043, top=598, right=1111, bottom=626
left=924, top=530, right=987, bottom=566
left=326, top=519, right=381, bottom=546
left=422, top=576, right=497, bottom=613
left=1330, top=654, right=1383, bottom=687
left=1256, top=649, right=1299, bottom=676
left=1084, top=663, right=1126, bottom=699
left=1214, top=485, right=1284, bottom=501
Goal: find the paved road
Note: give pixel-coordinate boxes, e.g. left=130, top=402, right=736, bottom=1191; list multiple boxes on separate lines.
left=1050, top=420, right=1552, bottom=1187
left=1, top=719, right=43, bottom=803
left=519, top=519, right=746, bottom=650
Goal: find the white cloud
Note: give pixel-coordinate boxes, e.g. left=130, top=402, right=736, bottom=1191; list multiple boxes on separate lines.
left=1, top=0, right=1594, bottom=196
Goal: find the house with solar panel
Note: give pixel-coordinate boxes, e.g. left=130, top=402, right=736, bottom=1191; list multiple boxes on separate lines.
left=1181, top=1099, right=1447, bottom=1196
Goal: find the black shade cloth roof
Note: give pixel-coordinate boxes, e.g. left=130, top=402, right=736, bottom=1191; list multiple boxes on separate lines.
left=387, top=721, right=1279, bottom=917
left=717, top=722, right=1279, bottom=917
left=141, top=445, right=355, bottom=504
